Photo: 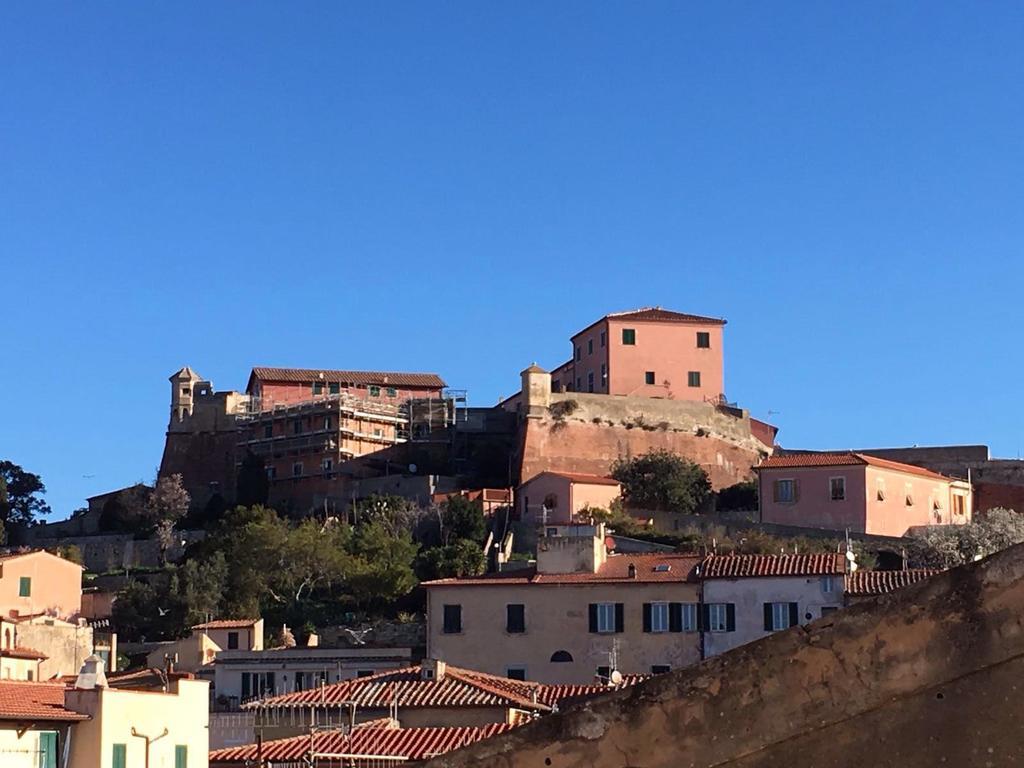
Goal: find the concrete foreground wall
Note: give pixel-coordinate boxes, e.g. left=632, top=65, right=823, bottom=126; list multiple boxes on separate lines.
left=428, top=542, right=1024, bottom=768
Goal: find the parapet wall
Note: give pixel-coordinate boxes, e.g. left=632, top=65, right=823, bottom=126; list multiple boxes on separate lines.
left=519, top=393, right=771, bottom=489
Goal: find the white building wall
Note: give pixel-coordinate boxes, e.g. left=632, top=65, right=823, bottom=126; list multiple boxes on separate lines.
left=703, top=575, right=844, bottom=657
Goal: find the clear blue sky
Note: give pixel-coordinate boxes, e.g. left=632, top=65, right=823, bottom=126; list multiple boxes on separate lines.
left=2, top=3, right=1023, bottom=518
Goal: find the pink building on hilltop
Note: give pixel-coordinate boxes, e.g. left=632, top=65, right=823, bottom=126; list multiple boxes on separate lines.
left=757, top=453, right=972, bottom=537
left=517, top=471, right=622, bottom=525
left=246, top=367, right=446, bottom=409
left=550, top=307, right=726, bottom=403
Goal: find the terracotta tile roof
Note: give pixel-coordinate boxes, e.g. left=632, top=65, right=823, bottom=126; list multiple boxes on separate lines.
left=845, top=569, right=941, bottom=596
left=422, top=553, right=703, bottom=587
left=0, top=681, right=87, bottom=722
left=757, top=452, right=952, bottom=481
left=210, top=724, right=515, bottom=764
left=191, top=619, right=260, bottom=630
left=572, top=308, right=726, bottom=340
left=700, top=553, right=845, bottom=579
left=249, top=367, right=446, bottom=390
left=243, top=664, right=552, bottom=712
left=536, top=677, right=646, bottom=708
left=0, top=646, right=48, bottom=661
left=522, top=471, right=621, bottom=487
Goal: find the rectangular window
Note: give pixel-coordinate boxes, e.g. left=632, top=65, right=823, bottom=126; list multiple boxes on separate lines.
left=953, top=494, right=966, bottom=515
left=292, top=462, right=303, bottom=478
left=322, top=458, right=334, bottom=473
left=357, top=669, right=375, bottom=678
left=648, top=602, right=669, bottom=633
left=112, top=744, right=127, bottom=768
left=312, top=381, right=324, bottom=395
left=596, top=665, right=610, bottom=681
left=651, top=664, right=671, bottom=675
left=600, top=363, right=606, bottom=382
left=266, top=466, right=277, bottom=480
left=442, top=604, right=462, bottom=634
left=329, top=382, right=340, bottom=395
left=821, top=606, right=839, bottom=617
left=506, top=604, right=525, bottom=633
left=369, top=385, right=381, bottom=397
left=175, top=745, right=188, bottom=768
left=587, top=339, right=593, bottom=355
left=764, top=602, right=799, bottom=631
left=622, top=328, right=636, bottom=345
left=687, top=371, right=701, bottom=388
left=293, top=419, right=303, bottom=435
left=829, top=477, right=846, bottom=501
left=587, top=372, right=594, bottom=392
left=373, top=428, right=383, bottom=438
left=506, top=666, right=526, bottom=681
left=39, top=731, right=57, bottom=768
left=821, top=575, right=836, bottom=594
left=679, top=603, right=698, bottom=632
left=773, top=479, right=796, bottom=503
left=645, top=371, right=655, bottom=385
left=600, top=330, right=606, bottom=347
left=19, top=577, right=30, bottom=598
left=575, top=346, right=581, bottom=362
left=576, top=377, right=582, bottom=391
left=227, top=632, right=239, bottom=650
left=590, top=602, right=623, bottom=634
left=696, top=331, right=710, bottom=348
left=263, top=424, right=273, bottom=439
left=705, top=603, right=735, bottom=632
left=386, top=387, right=397, bottom=397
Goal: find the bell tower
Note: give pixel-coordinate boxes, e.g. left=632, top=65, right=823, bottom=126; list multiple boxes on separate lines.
left=169, top=366, right=201, bottom=424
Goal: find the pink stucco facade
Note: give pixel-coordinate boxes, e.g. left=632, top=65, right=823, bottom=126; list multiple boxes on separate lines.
left=758, top=454, right=972, bottom=537
left=0, top=551, right=83, bottom=621
left=517, top=472, right=622, bottom=525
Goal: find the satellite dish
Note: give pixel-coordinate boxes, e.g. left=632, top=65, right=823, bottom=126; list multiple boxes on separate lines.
left=845, top=550, right=857, bottom=562
left=849, top=562, right=858, bottom=572
left=609, top=670, right=623, bottom=685
left=408, top=463, right=418, bottom=474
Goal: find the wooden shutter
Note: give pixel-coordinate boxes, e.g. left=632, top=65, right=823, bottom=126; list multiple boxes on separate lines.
left=615, top=603, right=625, bottom=633
left=39, top=732, right=57, bottom=768
left=669, top=603, right=683, bottom=633
left=699, top=604, right=710, bottom=631
left=726, top=604, right=736, bottom=632
left=642, top=603, right=652, bottom=633
left=113, top=745, right=127, bottom=768
left=175, top=745, right=188, bottom=768
left=793, top=480, right=801, bottom=502
left=789, top=602, right=799, bottom=628
left=589, top=604, right=598, bottom=633
left=764, top=603, right=774, bottom=631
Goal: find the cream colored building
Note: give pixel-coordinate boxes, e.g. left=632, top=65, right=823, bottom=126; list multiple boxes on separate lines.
left=0, top=681, right=86, bottom=767
left=146, top=618, right=263, bottom=673
left=424, top=525, right=703, bottom=684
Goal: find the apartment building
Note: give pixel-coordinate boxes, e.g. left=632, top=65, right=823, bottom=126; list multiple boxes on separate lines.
left=424, top=525, right=703, bottom=684
left=551, top=307, right=726, bottom=402
left=245, top=367, right=446, bottom=409
left=700, top=554, right=846, bottom=657
left=0, top=550, right=83, bottom=621
left=758, top=453, right=973, bottom=536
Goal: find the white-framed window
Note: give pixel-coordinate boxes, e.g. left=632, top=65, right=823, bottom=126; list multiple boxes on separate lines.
left=829, top=477, right=846, bottom=501
left=953, top=494, right=967, bottom=516
left=821, top=575, right=836, bottom=594
left=650, top=602, right=669, bottom=633
left=596, top=602, right=617, bottom=633
left=681, top=603, right=698, bottom=632
left=774, top=479, right=796, bottom=503
left=707, top=603, right=729, bottom=632
left=769, top=602, right=795, bottom=631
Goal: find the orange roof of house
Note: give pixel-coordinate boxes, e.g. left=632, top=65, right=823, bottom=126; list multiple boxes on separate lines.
left=0, top=646, right=48, bottom=661
left=0, top=681, right=88, bottom=722
left=845, top=569, right=941, bottom=596
left=572, top=307, right=726, bottom=339
left=521, top=471, right=621, bottom=488
left=248, top=367, right=446, bottom=391
left=192, top=618, right=260, bottom=630
left=210, top=724, right=516, bottom=764
left=757, top=453, right=953, bottom=481
left=423, top=553, right=702, bottom=587
left=700, top=553, right=845, bottom=579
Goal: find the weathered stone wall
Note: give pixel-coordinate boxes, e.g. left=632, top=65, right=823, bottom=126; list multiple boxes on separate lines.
left=428, top=542, right=1024, bottom=768
left=520, top=393, right=771, bottom=490
left=159, top=430, right=240, bottom=510
left=26, top=531, right=206, bottom=573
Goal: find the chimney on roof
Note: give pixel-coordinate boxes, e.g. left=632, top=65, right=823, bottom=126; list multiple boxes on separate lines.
left=421, top=658, right=446, bottom=681
left=307, top=632, right=320, bottom=647
left=74, top=654, right=108, bottom=690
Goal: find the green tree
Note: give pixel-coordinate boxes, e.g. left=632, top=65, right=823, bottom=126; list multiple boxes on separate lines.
left=235, top=452, right=269, bottom=508
left=355, top=494, right=425, bottom=537
left=0, top=461, right=51, bottom=526
left=147, top=475, right=191, bottom=564
left=716, top=480, right=758, bottom=512
left=346, top=521, right=418, bottom=608
left=611, top=450, right=712, bottom=513
left=112, top=580, right=167, bottom=641
left=173, top=551, right=229, bottom=630
left=207, top=506, right=291, bottom=618
left=418, top=539, right=486, bottom=580
left=98, top=484, right=150, bottom=533
left=270, top=520, right=351, bottom=613
left=440, top=496, right=486, bottom=545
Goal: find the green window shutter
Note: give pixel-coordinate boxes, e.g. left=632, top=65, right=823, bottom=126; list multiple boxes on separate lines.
left=19, top=577, right=31, bottom=597
left=112, top=744, right=127, bottom=768
left=175, top=745, right=188, bottom=768
left=38, top=731, right=57, bottom=768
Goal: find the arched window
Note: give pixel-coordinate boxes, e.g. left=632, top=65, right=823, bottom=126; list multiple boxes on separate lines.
left=3, top=628, right=10, bottom=650
left=550, top=650, right=573, bottom=663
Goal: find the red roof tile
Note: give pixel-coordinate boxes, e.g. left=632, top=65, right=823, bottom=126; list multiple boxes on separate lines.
left=700, top=553, right=845, bottom=579
left=571, top=307, right=726, bottom=340
left=0, top=646, right=47, bottom=661
left=209, top=724, right=515, bottom=764
left=757, top=453, right=953, bottom=481
left=191, top=619, right=260, bottom=630
left=522, top=472, right=621, bottom=487
left=422, top=553, right=702, bottom=587
left=535, top=677, right=646, bottom=707
left=845, top=569, right=941, bottom=596
left=249, top=367, right=446, bottom=390
left=0, top=681, right=87, bottom=722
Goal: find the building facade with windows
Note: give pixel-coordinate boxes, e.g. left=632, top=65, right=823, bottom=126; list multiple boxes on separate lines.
left=516, top=472, right=622, bottom=525
left=700, top=554, right=846, bottom=657
left=0, top=550, right=83, bottom=622
left=424, top=527, right=703, bottom=684
left=757, top=453, right=973, bottom=537
left=549, top=307, right=726, bottom=402
left=0, top=680, right=87, bottom=768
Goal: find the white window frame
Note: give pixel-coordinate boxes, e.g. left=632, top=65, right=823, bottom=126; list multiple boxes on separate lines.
left=829, top=476, right=846, bottom=501
left=596, top=602, right=616, bottom=634
left=821, top=575, right=836, bottom=594
left=770, top=602, right=791, bottom=631
left=650, top=602, right=669, bottom=633
left=775, top=479, right=796, bottom=503
left=707, top=603, right=729, bottom=632
left=681, top=603, right=698, bottom=632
